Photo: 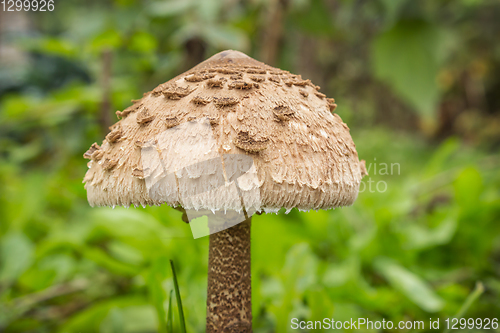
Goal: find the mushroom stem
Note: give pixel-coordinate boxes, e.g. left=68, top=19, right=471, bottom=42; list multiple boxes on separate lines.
left=206, top=217, right=252, bottom=332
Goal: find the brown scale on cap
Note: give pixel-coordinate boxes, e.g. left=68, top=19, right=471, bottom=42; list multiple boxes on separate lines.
left=162, top=85, right=194, bottom=100
left=249, top=75, right=265, bottom=82
left=283, top=76, right=311, bottom=87
left=191, top=96, right=212, bottom=105
left=246, top=68, right=267, bottom=74
left=230, top=73, right=243, bottom=80
left=184, top=74, right=204, bottom=82
left=116, top=102, right=142, bottom=119
left=268, top=75, right=281, bottom=83
left=217, top=67, right=239, bottom=74
left=327, top=98, right=338, bottom=112
left=206, top=77, right=226, bottom=88
left=360, top=160, right=368, bottom=177
left=136, top=108, right=155, bottom=124
left=165, top=116, right=180, bottom=129
left=101, top=158, right=117, bottom=171
left=213, top=96, right=240, bottom=107
left=84, top=143, right=101, bottom=159
left=150, top=83, right=170, bottom=96
left=234, top=131, right=270, bottom=153
left=293, top=79, right=311, bottom=86
left=273, top=105, right=295, bottom=121
left=91, top=149, right=104, bottom=161
left=314, top=91, right=326, bottom=99
left=135, top=138, right=157, bottom=149
left=131, top=167, right=146, bottom=179
left=207, top=115, right=219, bottom=126
left=299, top=89, right=309, bottom=97
left=184, top=72, right=216, bottom=82
left=105, top=127, right=122, bottom=143
left=228, top=80, right=254, bottom=90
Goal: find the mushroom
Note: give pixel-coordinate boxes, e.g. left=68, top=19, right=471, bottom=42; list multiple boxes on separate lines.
left=83, top=50, right=367, bottom=332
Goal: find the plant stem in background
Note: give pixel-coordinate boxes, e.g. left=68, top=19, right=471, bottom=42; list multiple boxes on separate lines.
left=100, top=49, right=113, bottom=135
left=259, top=0, right=288, bottom=65
left=206, top=218, right=252, bottom=332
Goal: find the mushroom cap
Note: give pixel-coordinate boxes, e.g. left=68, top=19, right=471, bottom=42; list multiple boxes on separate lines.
left=83, top=50, right=367, bottom=213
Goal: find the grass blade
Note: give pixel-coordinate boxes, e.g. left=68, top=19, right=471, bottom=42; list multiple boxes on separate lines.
left=443, top=281, right=484, bottom=333
left=166, top=290, right=173, bottom=333
left=170, top=260, right=186, bottom=333
left=455, top=281, right=484, bottom=319
left=147, top=258, right=169, bottom=333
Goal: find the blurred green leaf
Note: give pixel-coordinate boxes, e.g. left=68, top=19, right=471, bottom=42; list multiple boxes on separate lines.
left=454, top=167, right=483, bottom=210
left=81, top=247, right=139, bottom=276
left=282, top=243, right=318, bottom=293
left=372, top=20, right=446, bottom=119
left=91, top=30, right=122, bottom=52
left=99, top=308, right=124, bottom=333
left=423, top=137, right=460, bottom=177
left=0, top=232, right=34, bottom=285
left=291, top=0, right=333, bottom=36
left=373, top=257, right=444, bottom=312
left=201, top=25, right=250, bottom=51
left=307, top=289, right=334, bottom=320
left=120, top=305, right=158, bottom=332
left=270, top=243, right=318, bottom=331
left=107, top=241, right=144, bottom=266
left=323, top=256, right=359, bottom=288
left=129, top=32, right=158, bottom=54
left=8, top=141, right=43, bottom=164
left=59, top=297, right=151, bottom=333
left=19, top=254, right=75, bottom=291
left=147, top=0, right=194, bottom=17
left=99, top=305, right=157, bottom=333
left=91, top=209, right=175, bottom=256
left=398, top=210, right=459, bottom=250
left=195, top=0, right=222, bottom=23
left=30, top=38, right=78, bottom=58
left=18, top=268, right=55, bottom=291
left=379, top=0, right=408, bottom=26
left=1, top=95, right=32, bottom=119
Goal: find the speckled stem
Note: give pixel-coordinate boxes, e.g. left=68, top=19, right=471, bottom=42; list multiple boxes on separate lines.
left=206, top=218, right=252, bottom=333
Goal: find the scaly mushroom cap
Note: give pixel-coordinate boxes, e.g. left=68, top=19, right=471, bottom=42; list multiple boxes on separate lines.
left=83, top=50, right=367, bottom=212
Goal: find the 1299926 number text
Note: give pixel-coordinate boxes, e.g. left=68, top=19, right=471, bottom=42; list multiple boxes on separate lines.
left=446, top=318, right=498, bottom=330
left=2, top=0, right=54, bottom=11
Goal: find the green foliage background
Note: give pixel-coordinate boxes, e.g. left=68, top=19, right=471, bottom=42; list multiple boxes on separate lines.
left=1, top=0, right=500, bottom=332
